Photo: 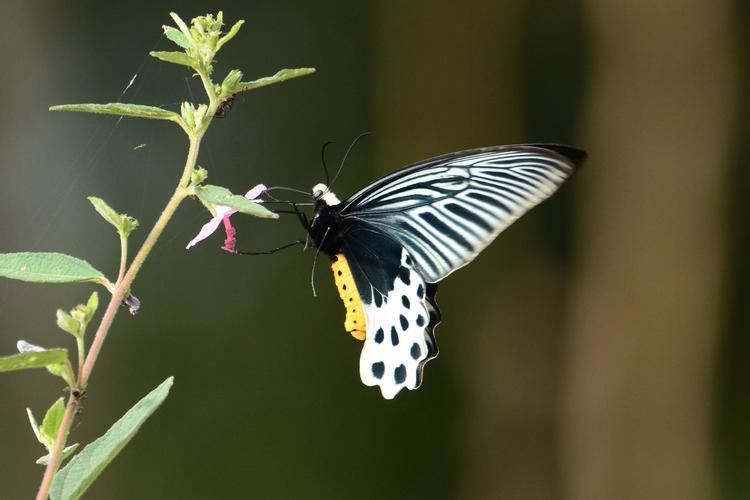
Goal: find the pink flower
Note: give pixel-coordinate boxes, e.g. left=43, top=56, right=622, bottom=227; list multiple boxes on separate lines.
left=186, top=184, right=267, bottom=252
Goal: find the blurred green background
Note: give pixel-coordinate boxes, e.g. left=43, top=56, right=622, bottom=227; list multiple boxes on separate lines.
left=1, top=1, right=748, bottom=499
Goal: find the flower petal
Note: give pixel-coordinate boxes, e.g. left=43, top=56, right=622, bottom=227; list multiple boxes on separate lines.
left=186, top=208, right=236, bottom=249
left=244, top=184, right=267, bottom=200
left=187, top=184, right=266, bottom=250
left=17, top=340, right=45, bottom=353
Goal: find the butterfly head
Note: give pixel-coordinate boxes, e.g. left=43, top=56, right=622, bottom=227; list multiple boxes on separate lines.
left=312, top=183, right=341, bottom=206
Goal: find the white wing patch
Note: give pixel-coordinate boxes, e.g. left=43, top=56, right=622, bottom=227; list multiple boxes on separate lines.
left=359, top=250, right=431, bottom=399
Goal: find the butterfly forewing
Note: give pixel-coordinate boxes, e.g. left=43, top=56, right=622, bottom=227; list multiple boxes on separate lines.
left=340, top=145, right=583, bottom=283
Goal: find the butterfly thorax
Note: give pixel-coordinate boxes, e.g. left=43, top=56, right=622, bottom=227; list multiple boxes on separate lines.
left=307, top=186, right=369, bottom=341
left=308, top=195, right=346, bottom=256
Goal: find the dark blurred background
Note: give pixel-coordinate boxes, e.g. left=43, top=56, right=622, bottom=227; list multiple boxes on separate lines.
left=0, top=1, right=748, bottom=499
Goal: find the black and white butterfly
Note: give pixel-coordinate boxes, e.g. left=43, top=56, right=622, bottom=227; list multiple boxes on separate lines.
left=302, top=144, right=586, bottom=399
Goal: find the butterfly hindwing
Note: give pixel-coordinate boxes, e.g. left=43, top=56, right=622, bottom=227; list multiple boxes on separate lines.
left=357, top=249, right=435, bottom=399
left=335, top=225, right=441, bottom=399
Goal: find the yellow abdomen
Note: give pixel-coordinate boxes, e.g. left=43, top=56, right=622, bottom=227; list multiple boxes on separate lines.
left=331, top=254, right=367, bottom=341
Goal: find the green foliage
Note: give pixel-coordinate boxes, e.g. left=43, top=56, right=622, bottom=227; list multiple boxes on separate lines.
left=0, top=349, right=68, bottom=373
left=220, top=69, right=243, bottom=96
left=157, top=12, right=241, bottom=76
left=235, top=68, right=316, bottom=93
left=36, top=445, right=79, bottom=466
left=179, top=102, right=210, bottom=130
left=149, top=50, right=196, bottom=68
left=40, top=398, right=66, bottom=449
left=49, top=377, right=174, bottom=500
left=28, top=397, right=79, bottom=465
left=9, top=343, right=76, bottom=386
left=50, top=103, right=182, bottom=125
left=88, top=197, right=139, bottom=237
left=194, top=185, right=278, bottom=219
left=15, top=9, right=316, bottom=498
left=0, top=252, right=105, bottom=284
left=56, top=292, right=99, bottom=340
left=190, top=166, right=209, bottom=186
left=162, top=26, right=190, bottom=49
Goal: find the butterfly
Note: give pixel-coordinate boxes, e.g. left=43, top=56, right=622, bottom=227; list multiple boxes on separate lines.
left=301, top=144, right=586, bottom=399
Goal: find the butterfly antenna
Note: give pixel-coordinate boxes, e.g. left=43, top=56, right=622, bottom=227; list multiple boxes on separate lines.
left=321, top=141, right=334, bottom=186
left=310, top=227, right=330, bottom=297
left=329, top=132, right=370, bottom=192
left=265, top=186, right=311, bottom=198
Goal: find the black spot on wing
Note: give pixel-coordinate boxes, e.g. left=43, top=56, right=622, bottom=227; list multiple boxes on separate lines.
left=414, top=283, right=442, bottom=389
left=390, top=326, right=399, bottom=346
left=372, top=362, right=385, bottom=379
left=394, top=364, right=406, bottom=384
left=417, top=284, right=424, bottom=299
left=402, top=295, right=410, bottom=309
left=374, top=328, right=384, bottom=344
left=410, top=343, right=421, bottom=360
left=416, top=315, right=425, bottom=327
left=398, top=267, right=411, bottom=285
left=400, top=315, right=409, bottom=330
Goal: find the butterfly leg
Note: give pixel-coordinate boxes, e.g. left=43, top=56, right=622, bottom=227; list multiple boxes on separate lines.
left=234, top=240, right=305, bottom=255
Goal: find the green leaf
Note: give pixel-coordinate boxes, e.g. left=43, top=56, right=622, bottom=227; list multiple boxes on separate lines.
left=87, top=196, right=120, bottom=230
left=220, top=69, right=243, bottom=96
left=50, top=103, right=182, bottom=124
left=40, top=398, right=66, bottom=450
left=27, top=408, right=42, bottom=442
left=87, top=197, right=139, bottom=237
left=235, top=68, right=316, bottom=93
left=56, top=309, right=80, bottom=337
left=45, top=362, right=76, bottom=387
left=49, top=377, right=175, bottom=500
left=0, top=349, right=68, bottom=373
left=162, top=26, right=191, bottom=49
left=0, top=252, right=105, bottom=284
left=37, top=444, right=79, bottom=466
left=194, top=185, right=278, bottom=219
left=84, top=292, right=99, bottom=322
left=169, top=12, right=192, bottom=40
left=216, top=19, right=245, bottom=51
left=149, top=50, right=197, bottom=68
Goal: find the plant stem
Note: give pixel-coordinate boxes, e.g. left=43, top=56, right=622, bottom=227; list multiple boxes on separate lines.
left=35, top=134, right=202, bottom=500
left=76, top=336, right=85, bottom=381
left=117, top=232, right=128, bottom=284
left=36, top=395, right=77, bottom=499
left=198, top=71, right=217, bottom=109
left=81, top=135, right=199, bottom=386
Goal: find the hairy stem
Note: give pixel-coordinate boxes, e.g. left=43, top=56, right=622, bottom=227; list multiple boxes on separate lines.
left=117, top=232, right=128, bottom=284
left=36, top=396, right=77, bottom=499
left=35, top=135, right=202, bottom=500
left=76, top=335, right=85, bottom=381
